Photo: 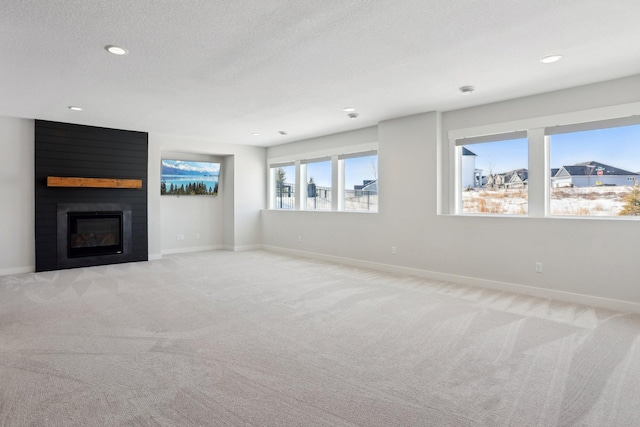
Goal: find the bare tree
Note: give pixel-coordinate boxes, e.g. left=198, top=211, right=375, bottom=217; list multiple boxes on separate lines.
left=275, top=167, right=287, bottom=188
left=275, top=168, right=287, bottom=208
left=486, top=162, right=495, bottom=189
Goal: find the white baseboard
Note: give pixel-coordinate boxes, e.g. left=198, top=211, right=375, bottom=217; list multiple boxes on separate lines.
left=148, top=254, right=162, bottom=261
left=0, top=265, right=35, bottom=276
left=222, top=244, right=263, bottom=252
left=161, top=245, right=223, bottom=256
left=262, top=245, right=640, bottom=314
left=161, top=244, right=261, bottom=255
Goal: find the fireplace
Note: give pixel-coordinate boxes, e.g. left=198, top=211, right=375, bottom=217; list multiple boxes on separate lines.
left=57, top=203, right=132, bottom=269
left=68, top=211, right=123, bottom=258
left=35, top=121, right=148, bottom=272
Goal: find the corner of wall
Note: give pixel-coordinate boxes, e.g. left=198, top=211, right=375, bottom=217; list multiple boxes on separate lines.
left=0, top=116, right=35, bottom=274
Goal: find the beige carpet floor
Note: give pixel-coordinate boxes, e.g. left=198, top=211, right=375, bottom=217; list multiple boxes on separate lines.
left=1, top=250, right=639, bottom=426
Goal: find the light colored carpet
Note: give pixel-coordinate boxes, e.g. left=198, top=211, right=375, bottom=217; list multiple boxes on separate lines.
left=1, top=250, right=639, bottom=426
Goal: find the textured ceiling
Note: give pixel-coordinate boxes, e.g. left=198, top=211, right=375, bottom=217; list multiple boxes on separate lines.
left=2, top=0, right=640, bottom=146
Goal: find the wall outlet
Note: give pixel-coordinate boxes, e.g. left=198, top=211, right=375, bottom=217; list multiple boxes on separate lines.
left=298, top=235, right=302, bottom=242
left=177, top=234, right=181, bottom=241
left=535, top=262, right=543, bottom=273
left=196, top=233, right=200, bottom=239
left=391, top=246, right=397, bottom=255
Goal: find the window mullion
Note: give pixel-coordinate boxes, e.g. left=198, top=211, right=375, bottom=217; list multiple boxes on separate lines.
left=527, top=128, right=546, bottom=217
left=299, top=163, right=307, bottom=210
left=331, top=155, right=340, bottom=211
left=294, top=160, right=301, bottom=210
left=454, top=143, right=462, bottom=214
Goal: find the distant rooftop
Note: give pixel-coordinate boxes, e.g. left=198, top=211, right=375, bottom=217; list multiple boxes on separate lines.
left=561, top=161, right=638, bottom=176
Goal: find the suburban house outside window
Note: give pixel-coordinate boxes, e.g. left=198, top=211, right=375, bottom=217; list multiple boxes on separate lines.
left=451, top=114, right=640, bottom=219
left=456, top=132, right=528, bottom=215
left=342, top=151, right=378, bottom=212
left=548, top=118, right=640, bottom=217
left=303, top=158, right=332, bottom=210
left=271, top=163, right=296, bottom=209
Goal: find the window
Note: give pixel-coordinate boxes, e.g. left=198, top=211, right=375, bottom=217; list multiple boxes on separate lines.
left=304, top=159, right=332, bottom=210
left=451, top=113, right=640, bottom=219
left=343, top=152, right=378, bottom=212
left=457, top=133, right=528, bottom=215
left=548, top=120, right=640, bottom=217
left=271, top=163, right=296, bottom=209
left=268, top=148, right=378, bottom=212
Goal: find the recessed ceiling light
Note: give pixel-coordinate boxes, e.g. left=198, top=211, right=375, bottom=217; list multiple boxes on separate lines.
left=105, top=45, right=128, bottom=55
left=459, top=85, right=475, bottom=95
left=279, top=131, right=288, bottom=136
left=343, top=107, right=356, bottom=112
left=68, top=106, right=83, bottom=111
left=540, top=54, right=562, bottom=64
left=252, top=133, right=260, bottom=136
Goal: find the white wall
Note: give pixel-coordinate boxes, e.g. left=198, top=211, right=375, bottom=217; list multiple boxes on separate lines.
left=0, top=117, right=34, bottom=274
left=159, top=152, right=225, bottom=255
left=222, top=155, right=235, bottom=249
left=232, top=145, right=268, bottom=250
left=263, top=75, right=640, bottom=312
left=262, top=112, right=439, bottom=273
left=148, top=133, right=265, bottom=259
left=267, top=126, right=378, bottom=161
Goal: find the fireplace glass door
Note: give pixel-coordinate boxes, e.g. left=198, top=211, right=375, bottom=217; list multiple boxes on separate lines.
left=67, top=212, right=123, bottom=258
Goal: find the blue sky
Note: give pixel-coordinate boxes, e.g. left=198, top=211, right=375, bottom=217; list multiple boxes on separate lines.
left=550, top=125, right=640, bottom=172
left=275, top=156, right=378, bottom=189
left=466, top=138, right=528, bottom=174
left=465, top=124, right=640, bottom=174
left=345, top=155, right=377, bottom=189
left=306, top=161, right=331, bottom=187
left=305, top=155, right=378, bottom=188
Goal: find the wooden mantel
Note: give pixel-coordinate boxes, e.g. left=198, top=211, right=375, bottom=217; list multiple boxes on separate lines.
left=47, top=176, right=143, bottom=189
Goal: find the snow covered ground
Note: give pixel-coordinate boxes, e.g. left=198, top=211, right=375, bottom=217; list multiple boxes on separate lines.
left=462, top=186, right=633, bottom=216
left=549, top=186, right=630, bottom=216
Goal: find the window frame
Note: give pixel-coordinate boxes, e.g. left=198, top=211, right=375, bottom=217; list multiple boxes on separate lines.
left=301, top=157, right=333, bottom=211
left=269, top=162, right=296, bottom=210
left=547, top=118, right=640, bottom=218
left=267, top=145, right=378, bottom=213
left=447, top=108, right=640, bottom=219
left=341, top=150, right=378, bottom=212
left=455, top=133, right=529, bottom=216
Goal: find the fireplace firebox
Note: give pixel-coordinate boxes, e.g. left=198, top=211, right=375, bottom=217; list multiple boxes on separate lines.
left=67, top=211, right=123, bottom=258
left=57, top=203, right=132, bottom=269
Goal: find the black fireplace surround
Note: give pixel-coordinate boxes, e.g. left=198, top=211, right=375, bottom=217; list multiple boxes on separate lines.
left=35, top=120, right=148, bottom=272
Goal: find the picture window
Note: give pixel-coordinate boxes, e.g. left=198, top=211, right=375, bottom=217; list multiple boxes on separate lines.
left=549, top=123, right=640, bottom=217
left=343, top=153, right=378, bottom=212
left=304, top=160, right=332, bottom=210
left=452, top=115, right=640, bottom=219
left=271, top=164, right=296, bottom=210
left=457, top=135, right=528, bottom=215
